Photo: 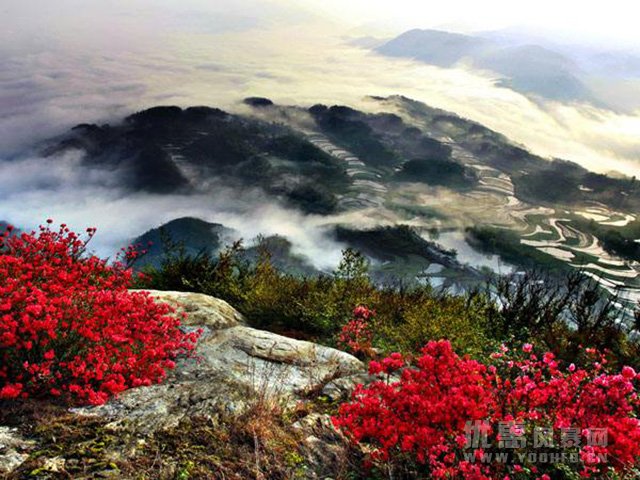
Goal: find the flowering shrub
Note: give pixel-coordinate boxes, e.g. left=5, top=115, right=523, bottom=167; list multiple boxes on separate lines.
left=337, top=305, right=374, bottom=356
left=0, top=221, right=198, bottom=405
left=333, top=341, right=640, bottom=479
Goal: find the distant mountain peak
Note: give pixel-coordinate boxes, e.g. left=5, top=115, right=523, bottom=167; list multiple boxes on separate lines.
left=376, top=28, right=597, bottom=104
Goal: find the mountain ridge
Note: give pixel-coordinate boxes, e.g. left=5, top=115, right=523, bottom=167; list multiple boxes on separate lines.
left=375, top=29, right=598, bottom=104
left=34, top=95, right=640, bottom=302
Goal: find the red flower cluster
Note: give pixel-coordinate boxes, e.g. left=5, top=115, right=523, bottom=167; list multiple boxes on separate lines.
left=369, top=352, right=405, bottom=375
left=337, top=306, right=374, bottom=355
left=333, top=341, right=640, bottom=479
left=353, top=305, right=375, bottom=320
left=0, top=222, right=198, bottom=405
left=120, top=242, right=151, bottom=268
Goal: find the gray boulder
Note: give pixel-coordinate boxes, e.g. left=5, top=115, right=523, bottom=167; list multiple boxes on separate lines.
left=0, top=427, right=33, bottom=475
left=74, top=291, right=364, bottom=432
left=132, top=289, right=246, bottom=329
left=321, top=371, right=402, bottom=402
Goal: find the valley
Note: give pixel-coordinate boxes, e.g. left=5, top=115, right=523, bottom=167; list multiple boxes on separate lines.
left=14, top=94, right=640, bottom=312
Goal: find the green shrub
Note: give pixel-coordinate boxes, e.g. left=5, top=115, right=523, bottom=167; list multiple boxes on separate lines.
left=138, top=235, right=640, bottom=367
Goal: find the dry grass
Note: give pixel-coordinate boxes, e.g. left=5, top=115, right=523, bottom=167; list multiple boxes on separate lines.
left=0, top=395, right=353, bottom=480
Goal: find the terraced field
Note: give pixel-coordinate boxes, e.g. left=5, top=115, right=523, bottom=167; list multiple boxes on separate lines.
left=43, top=98, right=639, bottom=310
left=517, top=209, right=640, bottom=306
left=305, top=132, right=388, bottom=210
left=302, top=117, right=640, bottom=307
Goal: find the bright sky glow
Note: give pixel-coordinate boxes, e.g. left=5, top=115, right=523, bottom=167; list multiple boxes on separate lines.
left=293, top=0, right=639, bottom=48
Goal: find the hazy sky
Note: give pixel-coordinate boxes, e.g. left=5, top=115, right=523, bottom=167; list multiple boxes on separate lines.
left=2, top=0, right=638, bottom=48
left=1, top=0, right=639, bottom=172
left=294, top=0, right=639, bottom=48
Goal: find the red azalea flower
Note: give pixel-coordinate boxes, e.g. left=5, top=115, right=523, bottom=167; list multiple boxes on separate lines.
left=0, top=222, right=199, bottom=405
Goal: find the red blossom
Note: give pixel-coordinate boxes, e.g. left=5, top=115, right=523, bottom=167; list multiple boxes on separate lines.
left=353, top=305, right=375, bottom=321
left=333, top=341, right=640, bottom=478
left=0, top=222, right=199, bottom=405
left=337, top=306, right=375, bottom=355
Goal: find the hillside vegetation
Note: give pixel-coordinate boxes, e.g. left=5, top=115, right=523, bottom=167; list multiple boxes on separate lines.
left=3, top=223, right=640, bottom=479
left=136, top=237, right=640, bottom=368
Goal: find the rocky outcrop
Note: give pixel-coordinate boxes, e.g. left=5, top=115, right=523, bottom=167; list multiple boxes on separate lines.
left=0, top=427, right=33, bottom=475
left=74, top=290, right=364, bottom=432
left=322, top=373, right=379, bottom=401
left=321, top=371, right=402, bottom=402
left=134, top=289, right=246, bottom=329
left=2, top=290, right=366, bottom=477
left=293, top=413, right=354, bottom=478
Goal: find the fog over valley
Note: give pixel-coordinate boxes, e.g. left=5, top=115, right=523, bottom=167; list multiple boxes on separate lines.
left=1, top=0, right=639, bottom=299
left=2, top=1, right=639, bottom=172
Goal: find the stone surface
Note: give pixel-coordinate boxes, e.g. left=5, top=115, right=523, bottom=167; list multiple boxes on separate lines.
left=321, top=373, right=377, bottom=402
left=321, top=371, right=401, bottom=401
left=293, top=413, right=352, bottom=480
left=195, top=326, right=363, bottom=396
left=2, top=291, right=366, bottom=477
left=74, top=291, right=364, bottom=432
left=132, top=289, right=246, bottom=329
left=0, top=427, right=33, bottom=475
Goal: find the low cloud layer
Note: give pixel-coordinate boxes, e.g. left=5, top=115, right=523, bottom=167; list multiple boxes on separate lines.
left=0, top=151, right=348, bottom=269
